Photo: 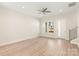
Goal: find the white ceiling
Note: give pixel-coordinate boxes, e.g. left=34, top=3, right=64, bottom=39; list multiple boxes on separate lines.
left=0, top=2, right=79, bottom=18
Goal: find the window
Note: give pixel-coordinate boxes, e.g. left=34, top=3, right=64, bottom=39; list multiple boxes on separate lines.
left=45, top=21, right=54, bottom=33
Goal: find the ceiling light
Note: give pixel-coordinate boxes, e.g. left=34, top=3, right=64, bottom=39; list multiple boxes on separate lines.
left=22, top=6, right=24, bottom=8
left=59, top=9, right=63, bottom=13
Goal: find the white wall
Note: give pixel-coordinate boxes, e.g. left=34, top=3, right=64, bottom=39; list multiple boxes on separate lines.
left=57, top=17, right=67, bottom=39
left=65, top=11, right=77, bottom=40
left=77, top=10, right=79, bottom=41
left=0, top=6, right=40, bottom=45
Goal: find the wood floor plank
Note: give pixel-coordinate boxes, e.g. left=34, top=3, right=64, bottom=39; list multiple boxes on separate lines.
left=0, top=37, right=79, bottom=56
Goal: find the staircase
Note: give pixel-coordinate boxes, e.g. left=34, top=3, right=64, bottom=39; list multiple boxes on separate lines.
left=69, top=27, right=77, bottom=41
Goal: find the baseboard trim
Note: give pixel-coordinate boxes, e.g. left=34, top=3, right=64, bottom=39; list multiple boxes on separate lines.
left=39, top=36, right=65, bottom=40
left=0, top=36, right=39, bottom=47
left=71, top=41, right=79, bottom=48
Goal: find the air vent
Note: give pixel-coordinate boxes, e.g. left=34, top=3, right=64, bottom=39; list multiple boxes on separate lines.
left=68, top=2, right=76, bottom=7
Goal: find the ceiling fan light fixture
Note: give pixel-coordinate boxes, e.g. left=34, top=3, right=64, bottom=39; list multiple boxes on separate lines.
left=22, top=6, right=25, bottom=8
left=59, top=9, right=63, bottom=13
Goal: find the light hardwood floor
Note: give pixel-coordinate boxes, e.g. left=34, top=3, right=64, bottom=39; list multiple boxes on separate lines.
left=0, top=37, right=79, bottom=56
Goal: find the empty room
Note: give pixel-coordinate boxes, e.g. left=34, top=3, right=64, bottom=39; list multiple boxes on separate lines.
left=0, top=2, right=79, bottom=56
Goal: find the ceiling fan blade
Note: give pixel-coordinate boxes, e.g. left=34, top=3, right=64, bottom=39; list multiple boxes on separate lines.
left=43, top=12, right=46, bottom=15
left=42, top=8, right=47, bottom=12
left=45, top=11, right=51, bottom=13
left=43, top=8, right=47, bottom=12
left=37, top=8, right=51, bottom=15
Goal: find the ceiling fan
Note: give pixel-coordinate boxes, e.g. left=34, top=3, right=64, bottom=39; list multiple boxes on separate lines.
left=38, top=8, right=51, bottom=14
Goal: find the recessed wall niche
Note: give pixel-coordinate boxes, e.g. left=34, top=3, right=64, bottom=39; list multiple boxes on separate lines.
left=45, top=21, right=54, bottom=33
